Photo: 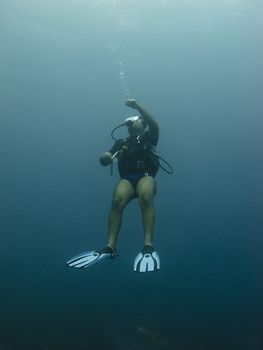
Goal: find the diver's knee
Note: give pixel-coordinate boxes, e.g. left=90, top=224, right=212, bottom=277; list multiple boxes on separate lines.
left=111, top=195, right=127, bottom=211
left=138, top=193, right=153, bottom=208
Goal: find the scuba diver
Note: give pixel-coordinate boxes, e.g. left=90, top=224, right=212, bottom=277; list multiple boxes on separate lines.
left=67, top=99, right=164, bottom=272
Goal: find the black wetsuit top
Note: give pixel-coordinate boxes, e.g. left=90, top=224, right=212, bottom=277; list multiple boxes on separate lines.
left=110, top=132, right=159, bottom=183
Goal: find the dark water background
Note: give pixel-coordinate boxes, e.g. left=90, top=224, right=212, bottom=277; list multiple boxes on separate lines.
left=1, top=1, right=262, bottom=349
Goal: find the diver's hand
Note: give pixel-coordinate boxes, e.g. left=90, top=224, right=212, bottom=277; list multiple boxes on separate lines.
left=99, top=152, right=112, bottom=166
left=125, top=98, right=138, bottom=109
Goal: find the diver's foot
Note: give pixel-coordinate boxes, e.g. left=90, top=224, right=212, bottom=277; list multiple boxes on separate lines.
left=99, top=246, right=116, bottom=255
left=134, top=245, right=160, bottom=272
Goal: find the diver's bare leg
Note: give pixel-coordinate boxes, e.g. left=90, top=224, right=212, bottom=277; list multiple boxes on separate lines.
left=136, top=176, right=157, bottom=247
left=106, top=179, right=135, bottom=250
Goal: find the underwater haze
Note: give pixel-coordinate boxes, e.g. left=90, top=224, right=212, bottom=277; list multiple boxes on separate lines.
left=1, top=0, right=262, bottom=349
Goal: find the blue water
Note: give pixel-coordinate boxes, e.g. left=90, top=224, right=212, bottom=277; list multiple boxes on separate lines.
left=1, top=1, right=262, bottom=349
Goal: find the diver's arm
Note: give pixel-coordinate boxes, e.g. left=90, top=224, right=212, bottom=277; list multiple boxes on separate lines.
left=125, top=99, right=159, bottom=141
left=99, top=140, right=124, bottom=166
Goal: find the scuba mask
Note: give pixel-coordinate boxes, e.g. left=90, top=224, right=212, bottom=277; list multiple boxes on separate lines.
left=111, top=115, right=146, bottom=141
left=124, top=115, right=141, bottom=126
